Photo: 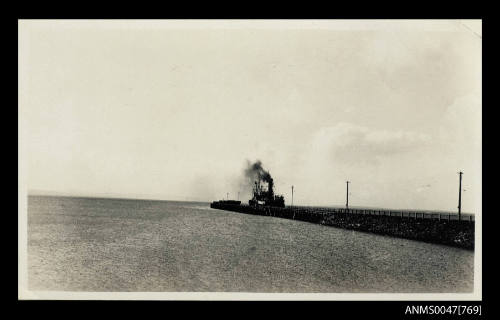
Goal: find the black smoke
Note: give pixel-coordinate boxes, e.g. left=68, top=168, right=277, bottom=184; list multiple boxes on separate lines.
left=244, top=160, right=274, bottom=196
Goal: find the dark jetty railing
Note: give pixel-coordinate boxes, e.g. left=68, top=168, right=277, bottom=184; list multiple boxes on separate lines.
left=210, top=202, right=474, bottom=250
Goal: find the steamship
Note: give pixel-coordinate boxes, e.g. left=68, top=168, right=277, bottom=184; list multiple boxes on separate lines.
left=215, top=178, right=285, bottom=208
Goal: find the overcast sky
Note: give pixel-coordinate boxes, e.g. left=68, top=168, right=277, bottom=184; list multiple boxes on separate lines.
left=19, top=20, right=481, bottom=212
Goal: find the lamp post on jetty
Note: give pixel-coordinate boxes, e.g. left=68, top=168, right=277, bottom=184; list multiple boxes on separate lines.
left=458, top=171, right=463, bottom=221
left=346, top=181, right=350, bottom=210
left=291, top=185, right=294, bottom=207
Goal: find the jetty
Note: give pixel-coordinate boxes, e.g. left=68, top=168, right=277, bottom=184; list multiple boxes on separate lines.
left=210, top=201, right=475, bottom=250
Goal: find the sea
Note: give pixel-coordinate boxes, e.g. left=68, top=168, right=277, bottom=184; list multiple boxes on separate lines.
left=27, top=195, right=474, bottom=292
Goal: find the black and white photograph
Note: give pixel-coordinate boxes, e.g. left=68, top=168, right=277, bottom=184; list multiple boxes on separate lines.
left=18, top=19, right=481, bottom=300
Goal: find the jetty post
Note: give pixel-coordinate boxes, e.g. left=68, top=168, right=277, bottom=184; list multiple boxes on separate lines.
left=291, top=185, right=294, bottom=207
left=458, top=171, right=463, bottom=221
left=346, top=181, right=350, bottom=209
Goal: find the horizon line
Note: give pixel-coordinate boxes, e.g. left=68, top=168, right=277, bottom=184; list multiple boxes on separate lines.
left=27, top=190, right=474, bottom=215
left=27, top=189, right=211, bottom=203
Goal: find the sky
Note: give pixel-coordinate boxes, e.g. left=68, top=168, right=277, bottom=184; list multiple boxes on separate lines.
left=19, top=20, right=482, bottom=212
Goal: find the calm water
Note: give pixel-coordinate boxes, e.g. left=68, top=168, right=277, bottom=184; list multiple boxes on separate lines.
left=27, top=195, right=474, bottom=292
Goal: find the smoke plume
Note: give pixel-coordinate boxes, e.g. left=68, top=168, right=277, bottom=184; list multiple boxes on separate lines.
left=243, top=160, right=274, bottom=194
